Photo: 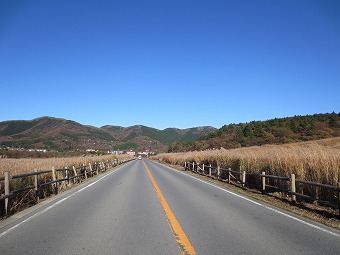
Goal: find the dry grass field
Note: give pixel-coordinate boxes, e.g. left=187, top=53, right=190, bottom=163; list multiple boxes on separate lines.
left=0, top=154, right=128, bottom=176
left=152, top=137, right=340, bottom=185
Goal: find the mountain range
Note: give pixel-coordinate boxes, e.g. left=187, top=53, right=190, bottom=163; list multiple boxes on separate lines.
left=0, top=117, right=216, bottom=152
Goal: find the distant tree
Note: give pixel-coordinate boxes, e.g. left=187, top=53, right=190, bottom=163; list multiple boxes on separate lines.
left=236, top=128, right=246, bottom=145
left=329, top=112, right=340, bottom=128
left=289, top=119, right=299, bottom=133
left=243, top=125, right=254, bottom=138
left=253, top=123, right=264, bottom=137
left=272, top=127, right=296, bottom=143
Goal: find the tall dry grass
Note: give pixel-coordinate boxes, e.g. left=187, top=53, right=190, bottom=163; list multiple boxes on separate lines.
left=152, top=138, right=340, bottom=185
left=0, top=154, right=128, bottom=176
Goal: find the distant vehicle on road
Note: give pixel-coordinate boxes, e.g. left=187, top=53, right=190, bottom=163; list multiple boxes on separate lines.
left=138, top=156, right=142, bottom=160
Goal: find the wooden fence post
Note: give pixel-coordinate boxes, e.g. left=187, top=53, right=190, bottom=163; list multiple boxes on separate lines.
left=228, top=168, right=231, bottom=183
left=52, top=167, right=58, bottom=194
left=65, top=167, right=71, bottom=188
left=83, top=164, right=88, bottom=179
left=242, top=171, right=246, bottom=187
left=217, top=166, right=220, bottom=179
left=88, top=163, right=93, bottom=176
left=4, top=171, right=10, bottom=215
left=34, top=169, right=39, bottom=202
left=291, top=174, right=296, bottom=202
left=72, top=166, right=78, bottom=183
left=261, top=172, right=266, bottom=194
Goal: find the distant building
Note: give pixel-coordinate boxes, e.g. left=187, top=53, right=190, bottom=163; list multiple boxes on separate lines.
left=112, top=150, right=124, bottom=155
left=28, top=149, right=47, bottom=153
left=138, top=149, right=155, bottom=156
left=126, top=150, right=136, bottom=156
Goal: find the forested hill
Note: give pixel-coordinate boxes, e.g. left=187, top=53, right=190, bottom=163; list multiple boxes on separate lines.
left=0, top=116, right=215, bottom=153
left=168, top=113, right=340, bottom=152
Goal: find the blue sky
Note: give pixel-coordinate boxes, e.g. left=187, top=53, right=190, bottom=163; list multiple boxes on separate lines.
left=1, top=0, right=339, bottom=129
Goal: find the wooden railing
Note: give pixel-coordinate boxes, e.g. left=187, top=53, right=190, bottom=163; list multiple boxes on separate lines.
left=0, top=158, right=133, bottom=216
left=184, top=162, right=340, bottom=215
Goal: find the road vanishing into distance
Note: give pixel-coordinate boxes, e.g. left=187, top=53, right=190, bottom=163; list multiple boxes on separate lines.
left=1, top=159, right=340, bottom=254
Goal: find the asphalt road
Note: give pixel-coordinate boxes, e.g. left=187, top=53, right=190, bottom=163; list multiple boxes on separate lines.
left=1, top=159, right=340, bottom=254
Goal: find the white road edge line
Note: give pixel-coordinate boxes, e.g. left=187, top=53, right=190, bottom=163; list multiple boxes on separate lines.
left=154, top=161, right=340, bottom=238
left=0, top=164, right=126, bottom=239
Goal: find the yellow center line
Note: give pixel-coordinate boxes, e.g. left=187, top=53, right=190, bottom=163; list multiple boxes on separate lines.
left=143, top=161, right=196, bottom=255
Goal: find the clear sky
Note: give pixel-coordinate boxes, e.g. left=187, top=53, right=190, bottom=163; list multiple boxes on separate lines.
left=1, top=0, right=339, bottom=130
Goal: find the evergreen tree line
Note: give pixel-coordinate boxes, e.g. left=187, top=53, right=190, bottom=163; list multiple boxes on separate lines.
left=168, top=113, right=340, bottom=152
